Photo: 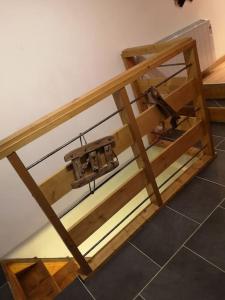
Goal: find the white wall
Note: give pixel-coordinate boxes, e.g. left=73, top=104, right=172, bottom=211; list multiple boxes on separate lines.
left=0, top=0, right=225, bottom=257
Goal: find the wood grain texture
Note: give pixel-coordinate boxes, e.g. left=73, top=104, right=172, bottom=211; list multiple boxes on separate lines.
left=0, top=38, right=193, bottom=160
left=40, top=79, right=197, bottom=205
left=69, top=120, right=202, bottom=246
left=69, top=169, right=147, bottom=246
left=88, top=154, right=212, bottom=272
left=7, top=152, right=92, bottom=275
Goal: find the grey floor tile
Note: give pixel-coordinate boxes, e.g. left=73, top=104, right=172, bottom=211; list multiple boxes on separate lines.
left=56, top=279, right=93, bottom=300
left=187, top=207, right=225, bottom=271
left=0, top=283, right=14, bottom=300
left=215, top=139, right=225, bottom=150
left=131, top=207, right=197, bottom=266
left=211, top=122, right=225, bottom=137
left=199, top=150, right=225, bottom=186
left=85, top=243, right=159, bottom=300
left=168, top=177, right=225, bottom=223
left=0, top=266, right=7, bottom=287
left=213, top=135, right=225, bottom=148
left=142, top=247, right=225, bottom=300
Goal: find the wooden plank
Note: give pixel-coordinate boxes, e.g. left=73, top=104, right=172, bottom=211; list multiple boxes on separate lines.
left=184, top=41, right=215, bottom=157
left=114, top=87, right=162, bottom=206
left=69, top=169, right=147, bottom=246
left=121, top=37, right=191, bottom=58
left=203, top=83, right=225, bottom=99
left=88, top=154, right=212, bottom=272
left=137, top=79, right=197, bottom=138
left=0, top=38, right=194, bottom=160
left=138, top=77, right=187, bottom=95
left=7, top=152, right=92, bottom=275
left=69, top=121, right=202, bottom=246
left=16, top=260, right=60, bottom=299
left=209, top=107, right=225, bottom=123
left=151, top=120, right=203, bottom=176
left=40, top=79, right=197, bottom=205
left=202, top=55, right=225, bottom=79
left=113, top=89, right=155, bottom=204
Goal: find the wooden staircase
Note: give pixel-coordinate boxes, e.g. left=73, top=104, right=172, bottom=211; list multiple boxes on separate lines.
left=1, top=258, right=79, bottom=299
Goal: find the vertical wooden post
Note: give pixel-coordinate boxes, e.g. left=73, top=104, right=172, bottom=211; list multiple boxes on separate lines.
left=122, top=56, right=161, bottom=144
left=184, top=42, right=215, bottom=157
left=7, top=152, right=92, bottom=275
left=113, top=87, right=162, bottom=207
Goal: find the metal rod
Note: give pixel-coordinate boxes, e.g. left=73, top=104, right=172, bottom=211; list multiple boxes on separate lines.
left=27, top=64, right=192, bottom=170
left=83, top=145, right=206, bottom=257
left=26, top=107, right=123, bottom=170
left=158, top=145, right=206, bottom=190
left=83, top=194, right=152, bottom=257
left=158, top=63, right=186, bottom=67
left=59, top=113, right=196, bottom=219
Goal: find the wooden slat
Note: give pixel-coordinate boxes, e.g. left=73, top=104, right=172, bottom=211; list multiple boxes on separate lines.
left=209, top=107, right=225, bottom=122
left=203, top=83, right=225, bottom=99
left=40, top=79, right=197, bottom=205
left=138, top=77, right=187, bottom=94
left=69, top=169, right=147, bottom=246
left=7, top=152, right=92, bottom=275
left=88, top=154, right=212, bottom=271
left=121, top=37, right=191, bottom=58
left=69, top=120, right=203, bottom=246
left=184, top=41, right=214, bottom=157
left=0, top=38, right=193, bottom=160
left=151, top=120, right=203, bottom=177
left=113, top=87, right=162, bottom=206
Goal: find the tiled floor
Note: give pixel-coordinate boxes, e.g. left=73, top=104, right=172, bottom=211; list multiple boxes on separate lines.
left=57, top=122, right=225, bottom=300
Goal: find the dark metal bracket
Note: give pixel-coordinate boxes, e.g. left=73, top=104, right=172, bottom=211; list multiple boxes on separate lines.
left=64, top=136, right=119, bottom=189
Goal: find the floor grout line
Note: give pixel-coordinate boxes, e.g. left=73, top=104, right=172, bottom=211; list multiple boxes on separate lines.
left=196, top=175, right=225, bottom=188
left=138, top=293, right=146, bottom=300
left=132, top=197, right=225, bottom=300
left=78, top=277, right=96, bottom=300
left=184, top=246, right=225, bottom=274
left=215, top=148, right=225, bottom=153
left=212, top=134, right=225, bottom=139
left=129, top=242, right=162, bottom=268
left=215, top=137, right=225, bottom=149
left=166, top=205, right=200, bottom=225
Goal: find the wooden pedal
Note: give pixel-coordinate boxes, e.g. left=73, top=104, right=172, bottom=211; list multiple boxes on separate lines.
left=64, top=136, right=119, bottom=188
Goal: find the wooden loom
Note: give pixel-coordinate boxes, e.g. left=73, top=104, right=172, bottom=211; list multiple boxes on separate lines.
left=0, top=37, right=215, bottom=277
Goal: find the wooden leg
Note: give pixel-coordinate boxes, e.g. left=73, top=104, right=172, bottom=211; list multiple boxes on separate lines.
left=7, top=152, right=92, bottom=276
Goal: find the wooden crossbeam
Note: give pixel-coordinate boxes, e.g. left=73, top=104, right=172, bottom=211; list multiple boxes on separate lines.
left=88, top=154, right=212, bottom=271
left=69, top=120, right=203, bottom=247
left=40, top=79, right=197, bottom=205
left=0, top=38, right=194, bottom=160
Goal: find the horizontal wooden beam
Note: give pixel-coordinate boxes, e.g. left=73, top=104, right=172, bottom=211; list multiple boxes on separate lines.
left=138, top=77, right=187, bottom=95
left=0, top=38, right=194, bottom=160
left=204, top=83, right=225, bottom=99
left=209, top=107, right=225, bottom=123
left=69, top=169, right=147, bottom=246
left=121, top=37, right=191, bottom=58
left=88, top=154, right=212, bottom=271
left=69, top=120, right=203, bottom=246
left=40, top=79, right=197, bottom=205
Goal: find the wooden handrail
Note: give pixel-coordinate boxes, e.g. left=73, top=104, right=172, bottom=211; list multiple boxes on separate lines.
left=0, top=38, right=193, bottom=160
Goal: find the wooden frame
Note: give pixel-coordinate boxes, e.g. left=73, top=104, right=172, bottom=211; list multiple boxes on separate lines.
left=0, top=38, right=214, bottom=276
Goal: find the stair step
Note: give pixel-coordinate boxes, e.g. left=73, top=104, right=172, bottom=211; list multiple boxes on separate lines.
left=54, top=260, right=79, bottom=290
left=16, top=260, right=60, bottom=299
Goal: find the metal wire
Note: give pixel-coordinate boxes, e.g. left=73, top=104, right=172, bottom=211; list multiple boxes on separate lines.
left=158, top=63, right=186, bottom=67
left=59, top=112, right=198, bottom=219
left=83, top=194, right=152, bottom=257
left=83, top=144, right=206, bottom=257
left=26, top=63, right=192, bottom=170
